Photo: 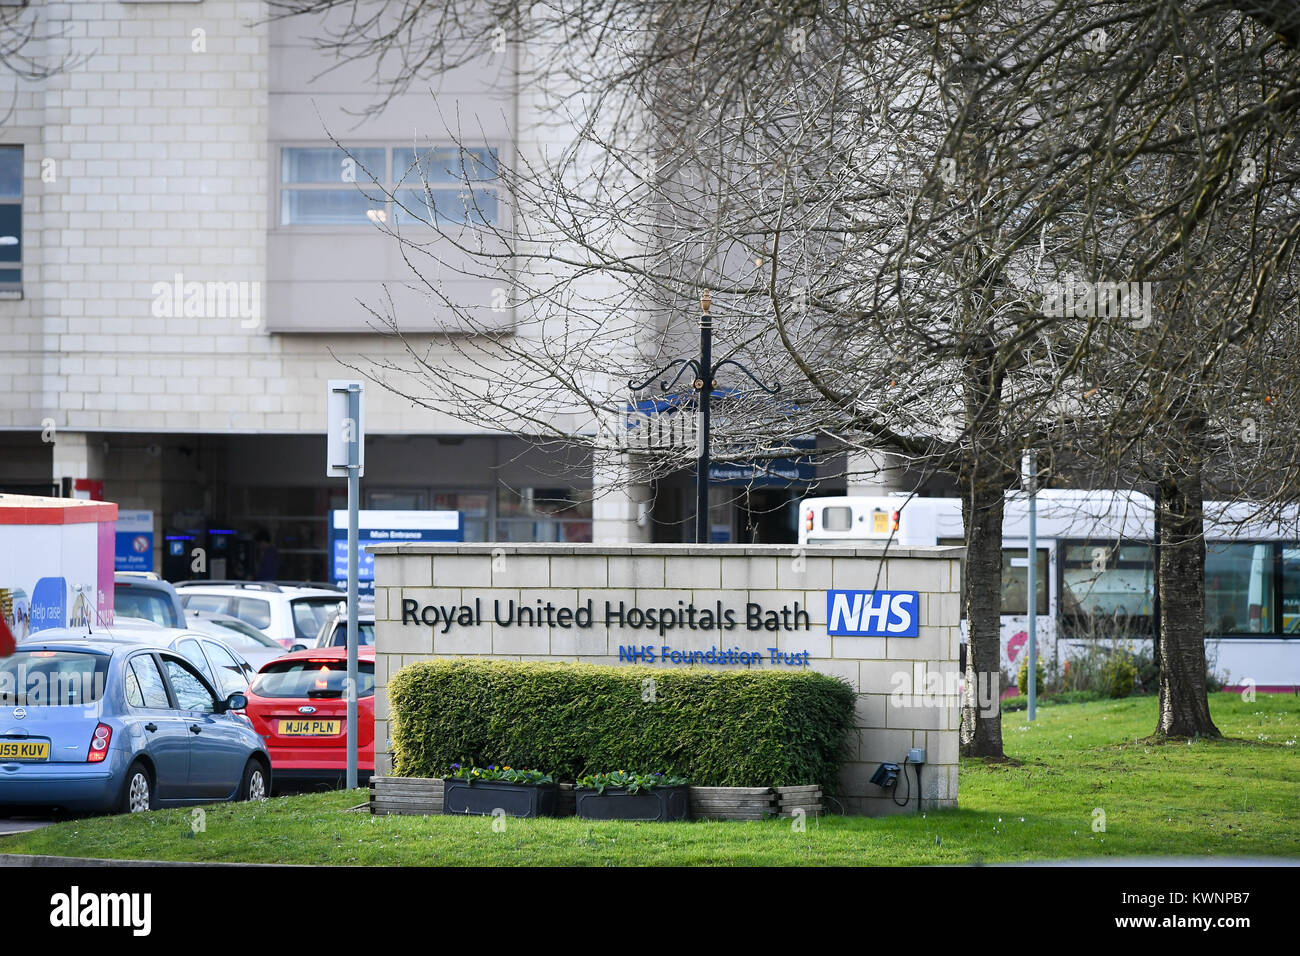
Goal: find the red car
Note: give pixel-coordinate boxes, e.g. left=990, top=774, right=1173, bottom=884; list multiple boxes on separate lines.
left=244, top=647, right=375, bottom=792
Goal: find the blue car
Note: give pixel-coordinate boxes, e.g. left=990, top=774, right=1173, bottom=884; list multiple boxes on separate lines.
left=0, top=639, right=272, bottom=814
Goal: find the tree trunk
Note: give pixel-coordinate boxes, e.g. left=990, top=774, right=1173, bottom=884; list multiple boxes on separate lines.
left=960, top=461, right=1007, bottom=758
left=1155, top=454, right=1221, bottom=738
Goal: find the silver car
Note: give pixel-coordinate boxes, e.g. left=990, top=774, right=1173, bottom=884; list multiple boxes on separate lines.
left=304, top=602, right=375, bottom=651
left=184, top=609, right=289, bottom=671
left=20, top=619, right=258, bottom=700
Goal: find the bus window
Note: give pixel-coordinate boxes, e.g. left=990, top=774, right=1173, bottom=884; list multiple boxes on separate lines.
left=822, top=507, right=853, bottom=531
left=1205, top=543, right=1274, bottom=634
left=1282, top=547, right=1300, bottom=634
left=1001, top=549, right=1049, bottom=616
left=1061, top=542, right=1153, bottom=638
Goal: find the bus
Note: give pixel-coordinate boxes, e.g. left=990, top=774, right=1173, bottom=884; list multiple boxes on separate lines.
left=798, top=490, right=1300, bottom=690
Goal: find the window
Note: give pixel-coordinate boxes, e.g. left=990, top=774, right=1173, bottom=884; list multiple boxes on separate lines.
left=433, top=491, right=491, bottom=542
left=1060, top=541, right=1153, bottom=638
left=1282, top=546, right=1300, bottom=634
left=496, top=487, right=592, bottom=542
left=176, top=638, right=215, bottom=684
left=202, top=641, right=249, bottom=695
left=234, top=597, right=272, bottom=630
left=115, top=585, right=174, bottom=626
left=162, top=658, right=215, bottom=713
left=211, top=619, right=282, bottom=651
left=127, top=655, right=171, bottom=709
left=821, top=507, right=853, bottom=532
left=367, top=489, right=425, bottom=511
left=183, top=594, right=230, bottom=614
left=278, top=145, right=500, bottom=227
left=392, top=146, right=499, bottom=227
left=0, top=146, right=20, bottom=297
left=327, top=622, right=375, bottom=647
left=1205, top=543, right=1274, bottom=634
left=291, top=597, right=343, bottom=643
left=1001, top=549, right=1049, bottom=616
left=251, top=659, right=375, bottom=699
left=1, top=651, right=109, bottom=707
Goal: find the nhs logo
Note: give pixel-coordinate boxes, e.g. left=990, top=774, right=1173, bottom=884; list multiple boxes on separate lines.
left=826, top=590, right=920, bottom=637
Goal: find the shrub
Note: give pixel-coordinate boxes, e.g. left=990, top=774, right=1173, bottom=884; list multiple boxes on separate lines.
left=388, top=658, right=856, bottom=791
left=1102, top=655, right=1137, bottom=698
left=1017, top=656, right=1045, bottom=696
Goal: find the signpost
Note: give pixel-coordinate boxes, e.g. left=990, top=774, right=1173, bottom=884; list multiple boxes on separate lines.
left=327, top=381, right=364, bottom=790
left=114, top=510, right=154, bottom=572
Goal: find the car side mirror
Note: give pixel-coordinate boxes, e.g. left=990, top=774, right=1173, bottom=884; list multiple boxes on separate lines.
left=222, top=692, right=248, bottom=712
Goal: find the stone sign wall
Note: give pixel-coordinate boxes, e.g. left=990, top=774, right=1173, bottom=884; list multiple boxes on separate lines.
left=370, top=543, right=963, bottom=815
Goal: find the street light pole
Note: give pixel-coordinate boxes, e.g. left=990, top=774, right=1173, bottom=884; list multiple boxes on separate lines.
left=628, top=288, right=780, bottom=546
left=695, top=291, right=712, bottom=544
left=345, top=383, right=360, bottom=790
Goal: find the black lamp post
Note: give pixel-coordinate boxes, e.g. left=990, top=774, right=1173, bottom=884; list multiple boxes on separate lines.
left=629, top=290, right=780, bottom=544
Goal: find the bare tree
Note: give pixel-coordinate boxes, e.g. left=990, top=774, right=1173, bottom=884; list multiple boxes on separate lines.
left=271, top=0, right=1300, bottom=750
left=986, top=2, right=1300, bottom=737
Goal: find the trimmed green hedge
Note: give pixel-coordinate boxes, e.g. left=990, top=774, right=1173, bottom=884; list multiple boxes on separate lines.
left=388, top=658, right=856, bottom=790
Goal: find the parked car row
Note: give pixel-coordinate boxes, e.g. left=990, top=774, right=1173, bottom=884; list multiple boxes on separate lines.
left=0, top=576, right=375, bottom=818
left=172, top=580, right=346, bottom=648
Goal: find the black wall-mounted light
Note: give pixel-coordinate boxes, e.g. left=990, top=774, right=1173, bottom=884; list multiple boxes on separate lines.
left=869, top=761, right=900, bottom=788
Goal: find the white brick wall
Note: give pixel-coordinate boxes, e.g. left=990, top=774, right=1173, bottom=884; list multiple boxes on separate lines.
left=371, top=543, right=964, bottom=816
left=0, top=2, right=595, bottom=440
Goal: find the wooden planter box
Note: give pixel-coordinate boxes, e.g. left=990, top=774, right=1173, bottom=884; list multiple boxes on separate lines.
left=443, top=778, right=558, bottom=818
left=370, top=776, right=444, bottom=816
left=774, top=785, right=823, bottom=818
left=574, top=785, right=690, bottom=822
left=688, top=786, right=778, bottom=820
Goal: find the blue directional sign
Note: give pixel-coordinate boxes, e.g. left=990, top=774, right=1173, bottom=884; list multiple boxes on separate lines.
left=114, top=510, right=154, bottom=572
left=330, top=510, right=462, bottom=597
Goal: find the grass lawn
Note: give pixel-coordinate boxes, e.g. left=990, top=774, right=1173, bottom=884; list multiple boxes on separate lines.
left=3, top=693, right=1297, bottom=865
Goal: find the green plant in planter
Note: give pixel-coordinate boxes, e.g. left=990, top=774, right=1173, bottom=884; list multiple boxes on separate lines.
left=575, top=771, right=689, bottom=795
left=447, top=763, right=553, bottom=786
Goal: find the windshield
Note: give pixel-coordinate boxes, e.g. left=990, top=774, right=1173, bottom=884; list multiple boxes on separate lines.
left=0, top=651, right=110, bottom=707
left=250, top=659, right=374, bottom=699
left=211, top=618, right=282, bottom=649
left=327, top=622, right=375, bottom=647
left=116, top=586, right=180, bottom=627
left=291, top=598, right=345, bottom=643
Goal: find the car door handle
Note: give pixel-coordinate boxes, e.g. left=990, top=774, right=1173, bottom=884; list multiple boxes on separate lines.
left=144, top=723, right=158, bottom=732
left=189, top=724, right=202, bottom=734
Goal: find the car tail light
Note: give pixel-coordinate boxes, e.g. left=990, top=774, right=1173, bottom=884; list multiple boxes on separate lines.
left=87, top=723, right=112, bottom=763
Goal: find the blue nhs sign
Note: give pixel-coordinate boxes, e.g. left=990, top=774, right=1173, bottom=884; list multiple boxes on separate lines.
left=826, top=590, right=920, bottom=637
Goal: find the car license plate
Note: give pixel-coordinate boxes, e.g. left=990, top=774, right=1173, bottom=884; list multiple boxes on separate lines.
left=0, top=741, right=49, bottom=761
left=277, top=719, right=340, bottom=736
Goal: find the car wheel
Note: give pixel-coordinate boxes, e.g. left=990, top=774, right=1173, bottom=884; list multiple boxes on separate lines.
left=119, top=762, right=155, bottom=814
left=239, top=759, right=269, bottom=802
